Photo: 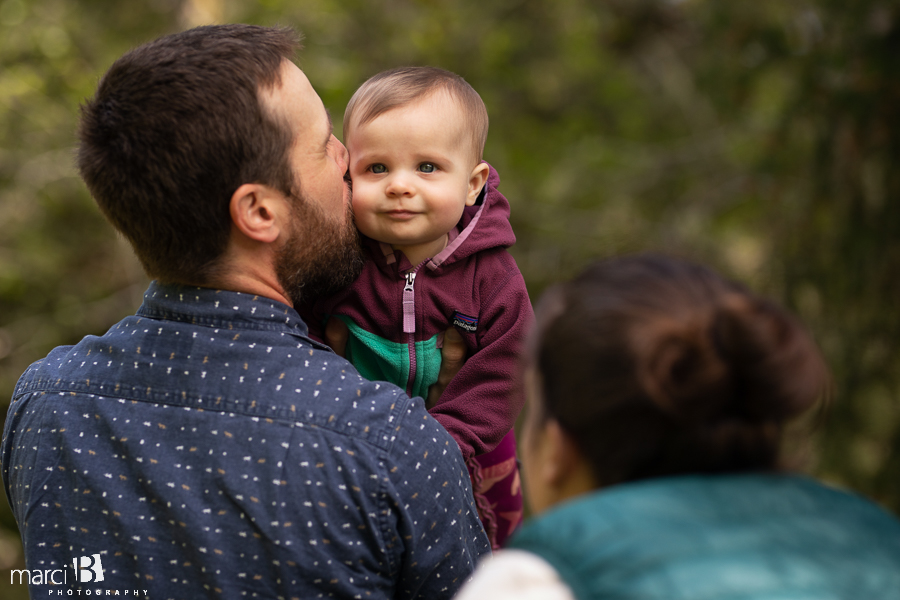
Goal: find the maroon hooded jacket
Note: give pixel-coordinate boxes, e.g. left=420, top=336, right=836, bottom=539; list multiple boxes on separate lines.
left=304, top=164, right=533, bottom=462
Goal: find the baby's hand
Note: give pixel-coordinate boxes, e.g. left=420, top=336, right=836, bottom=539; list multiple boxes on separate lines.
left=326, top=316, right=466, bottom=406
left=325, top=316, right=349, bottom=357
left=427, top=328, right=466, bottom=409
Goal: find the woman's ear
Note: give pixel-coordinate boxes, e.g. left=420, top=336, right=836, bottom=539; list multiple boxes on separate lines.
left=465, top=162, right=490, bottom=207
left=541, top=420, right=586, bottom=488
left=229, top=183, right=289, bottom=244
left=525, top=416, right=597, bottom=515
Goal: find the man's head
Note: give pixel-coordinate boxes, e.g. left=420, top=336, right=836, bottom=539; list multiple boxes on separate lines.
left=342, top=67, right=490, bottom=264
left=77, top=24, right=362, bottom=300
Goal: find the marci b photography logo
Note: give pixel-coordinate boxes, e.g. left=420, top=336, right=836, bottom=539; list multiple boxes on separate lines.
left=9, top=553, right=104, bottom=585
left=10, top=552, right=148, bottom=596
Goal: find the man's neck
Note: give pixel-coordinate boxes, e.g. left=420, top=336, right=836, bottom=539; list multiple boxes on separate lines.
left=210, top=272, right=292, bottom=307
left=203, top=253, right=292, bottom=308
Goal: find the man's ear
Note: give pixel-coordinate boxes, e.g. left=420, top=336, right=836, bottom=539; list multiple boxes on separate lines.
left=229, top=183, right=288, bottom=243
left=465, top=162, right=490, bottom=207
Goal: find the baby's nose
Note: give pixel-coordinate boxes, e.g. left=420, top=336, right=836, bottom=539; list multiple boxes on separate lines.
left=385, top=172, right=414, bottom=196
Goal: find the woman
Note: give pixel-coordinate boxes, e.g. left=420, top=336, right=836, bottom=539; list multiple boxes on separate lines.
left=456, top=254, right=900, bottom=599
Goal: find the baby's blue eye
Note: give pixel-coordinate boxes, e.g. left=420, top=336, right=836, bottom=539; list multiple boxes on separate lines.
left=371, top=164, right=387, bottom=174
left=419, top=163, right=436, bottom=173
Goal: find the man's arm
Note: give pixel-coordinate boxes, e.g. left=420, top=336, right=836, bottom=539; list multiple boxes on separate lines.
left=384, top=398, right=492, bottom=599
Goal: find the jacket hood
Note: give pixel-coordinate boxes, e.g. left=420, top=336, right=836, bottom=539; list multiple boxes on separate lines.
left=363, top=163, right=516, bottom=274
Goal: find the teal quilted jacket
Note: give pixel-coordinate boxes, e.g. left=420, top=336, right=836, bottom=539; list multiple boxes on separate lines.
left=509, top=474, right=900, bottom=599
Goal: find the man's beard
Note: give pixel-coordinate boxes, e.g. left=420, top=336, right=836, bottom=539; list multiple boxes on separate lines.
left=274, top=186, right=364, bottom=307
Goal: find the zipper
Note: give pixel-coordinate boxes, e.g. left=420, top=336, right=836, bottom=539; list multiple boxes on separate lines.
left=403, top=270, right=417, bottom=396
left=402, top=261, right=429, bottom=397
left=402, top=272, right=416, bottom=335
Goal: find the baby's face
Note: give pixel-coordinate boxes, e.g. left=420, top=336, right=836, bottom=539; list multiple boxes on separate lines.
left=345, top=93, right=484, bottom=265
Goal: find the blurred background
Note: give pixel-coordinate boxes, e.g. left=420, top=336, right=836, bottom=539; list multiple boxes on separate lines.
left=1, top=0, right=898, bottom=597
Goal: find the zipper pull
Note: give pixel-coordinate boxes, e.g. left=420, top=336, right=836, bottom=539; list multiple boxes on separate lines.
left=403, top=272, right=416, bottom=334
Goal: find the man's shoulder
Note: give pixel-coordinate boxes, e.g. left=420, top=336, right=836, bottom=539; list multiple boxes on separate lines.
left=8, top=313, right=429, bottom=453
left=11, top=342, right=79, bottom=400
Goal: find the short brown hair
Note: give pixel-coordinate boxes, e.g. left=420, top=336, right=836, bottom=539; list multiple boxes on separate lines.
left=343, top=66, right=488, bottom=162
left=530, top=254, right=830, bottom=486
left=77, top=24, right=301, bottom=284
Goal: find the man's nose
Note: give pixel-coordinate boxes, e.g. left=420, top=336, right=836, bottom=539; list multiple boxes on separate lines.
left=334, top=136, right=349, bottom=173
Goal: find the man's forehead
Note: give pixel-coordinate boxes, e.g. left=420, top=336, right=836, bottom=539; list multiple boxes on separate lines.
left=260, top=61, right=311, bottom=105
left=259, top=61, right=330, bottom=143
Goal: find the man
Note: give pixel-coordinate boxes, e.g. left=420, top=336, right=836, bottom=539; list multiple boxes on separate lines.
left=2, top=24, right=489, bottom=599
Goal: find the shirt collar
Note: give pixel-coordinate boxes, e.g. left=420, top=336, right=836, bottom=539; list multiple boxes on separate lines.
left=136, top=281, right=309, bottom=336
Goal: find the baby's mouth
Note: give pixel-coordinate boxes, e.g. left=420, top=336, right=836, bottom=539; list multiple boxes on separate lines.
left=384, top=209, right=418, bottom=220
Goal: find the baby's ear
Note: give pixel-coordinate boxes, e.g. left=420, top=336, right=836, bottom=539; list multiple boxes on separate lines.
left=465, top=162, right=490, bottom=206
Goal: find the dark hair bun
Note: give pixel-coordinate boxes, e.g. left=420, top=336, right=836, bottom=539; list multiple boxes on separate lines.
left=640, top=293, right=828, bottom=428
left=714, top=296, right=828, bottom=421
left=533, top=254, right=831, bottom=484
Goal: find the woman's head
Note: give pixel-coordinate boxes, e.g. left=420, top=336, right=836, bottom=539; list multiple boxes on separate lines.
left=522, top=254, right=829, bottom=512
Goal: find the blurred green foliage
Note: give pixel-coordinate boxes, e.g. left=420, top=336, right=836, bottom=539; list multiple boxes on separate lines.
left=1, top=0, right=898, bottom=596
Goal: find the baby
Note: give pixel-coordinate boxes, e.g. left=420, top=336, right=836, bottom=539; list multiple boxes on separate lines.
left=305, top=67, right=532, bottom=548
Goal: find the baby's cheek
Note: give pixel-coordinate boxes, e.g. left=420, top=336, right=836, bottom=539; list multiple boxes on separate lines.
left=348, top=188, right=366, bottom=214
left=349, top=198, right=379, bottom=237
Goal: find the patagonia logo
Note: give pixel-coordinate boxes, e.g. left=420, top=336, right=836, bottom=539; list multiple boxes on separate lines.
left=451, top=311, right=479, bottom=333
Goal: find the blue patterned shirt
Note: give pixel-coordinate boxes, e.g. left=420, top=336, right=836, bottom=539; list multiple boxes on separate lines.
left=2, top=282, right=490, bottom=599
